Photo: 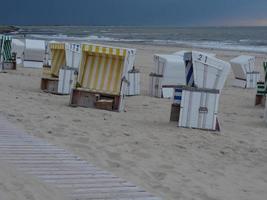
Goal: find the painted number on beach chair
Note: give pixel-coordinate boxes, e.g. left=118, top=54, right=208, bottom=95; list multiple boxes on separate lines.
left=197, top=54, right=208, bottom=63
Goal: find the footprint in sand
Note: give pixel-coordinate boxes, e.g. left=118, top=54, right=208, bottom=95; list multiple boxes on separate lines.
left=106, top=160, right=121, bottom=168
left=106, top=151, right=122, bottom=160
left=76, top=137, right=90, bottom=144
left=23, top=193, right=35, bottom=200
left=150, top=171, right=167, bottom=181
left=159, top=164, right=175, bottom=170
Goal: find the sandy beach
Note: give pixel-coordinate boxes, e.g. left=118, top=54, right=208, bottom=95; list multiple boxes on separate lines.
left=1, top=43, right=267, bottom=200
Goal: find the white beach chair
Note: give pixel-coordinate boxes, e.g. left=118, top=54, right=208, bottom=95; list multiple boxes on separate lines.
left=230, top=55, right=260, bottom=88
left=149, top=54, right=186, bottom=98
left=126, top=66, right=140, bottom=96
left=171, top=51, right=230, bottom=131
left=23, top=39, right=45, bottom=68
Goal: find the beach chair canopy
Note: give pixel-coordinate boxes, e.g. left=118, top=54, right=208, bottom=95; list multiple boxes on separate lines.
left=0, top=35, right=13, bottom=62
left=77, top=44, right=135, bottom=95
left=173, top=50, right=216, bottom=58
left=264, top=62, right=267, bottom=91
left=24, top=39, right=45, bottom=62
left=49, top=42, right=66, bottom=77
left=185, top=51, right=231, bottom=90
left=230, top=55, right=255, bottom=79
left=154, top=54, right=186, bottom=86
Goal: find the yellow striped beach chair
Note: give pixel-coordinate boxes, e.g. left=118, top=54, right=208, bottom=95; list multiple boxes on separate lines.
left=43, top=42, right=66, bottom=78
left=70, top=43, right=136, bottom=112
left=41, top=42, right=81, bottom=95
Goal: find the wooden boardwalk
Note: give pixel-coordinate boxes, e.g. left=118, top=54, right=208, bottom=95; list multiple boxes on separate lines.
left=0, top=116, right=161, bottom=200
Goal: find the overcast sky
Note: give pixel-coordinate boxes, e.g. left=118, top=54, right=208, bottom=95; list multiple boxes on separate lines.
left=1, top=0, right=267, bottom=26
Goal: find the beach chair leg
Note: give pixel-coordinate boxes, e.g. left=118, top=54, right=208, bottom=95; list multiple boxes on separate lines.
left=216, top=118, right=221, bottom=132
left=255, top=95, right=266, bottom=106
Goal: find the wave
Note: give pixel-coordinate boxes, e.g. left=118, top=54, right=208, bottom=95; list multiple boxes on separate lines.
left=25, top=34, right=267, bottom=53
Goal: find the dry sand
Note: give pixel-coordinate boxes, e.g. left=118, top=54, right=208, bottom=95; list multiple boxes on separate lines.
left=0, top=44, right=267, bottom=200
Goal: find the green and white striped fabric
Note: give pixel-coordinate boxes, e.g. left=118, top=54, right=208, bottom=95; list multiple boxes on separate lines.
left=257, top=82, right=266, bottom=95
left=0, top=34, right=3, bottom=64
left=264, top=62, right=267, bottom=90
left=0, top=35, right=12, bottom=62
left=257, top=62, right=267, bottom=96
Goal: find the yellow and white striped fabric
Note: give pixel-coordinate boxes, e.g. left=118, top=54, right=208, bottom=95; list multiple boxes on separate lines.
left=48, top=43, right=66, bottom=77
left=78, top=44, right=127, bottom=95
left=82, top=44, right=127, bottom=57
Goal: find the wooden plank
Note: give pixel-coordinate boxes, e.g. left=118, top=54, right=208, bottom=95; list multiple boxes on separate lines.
left=55, top=182, right=134, bottom=188
left=69, top=191, right=155, bottom=199
left=43, top=177, right=125, bottom=184
left=24, top=171, right=111, bottom=176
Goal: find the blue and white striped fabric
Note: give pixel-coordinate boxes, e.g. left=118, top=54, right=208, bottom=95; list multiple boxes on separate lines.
left=173, top=88, right=182, bottom=104
left=185, top=60, right=194, bottom=87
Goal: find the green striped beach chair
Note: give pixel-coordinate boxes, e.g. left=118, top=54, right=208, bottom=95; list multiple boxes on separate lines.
left=0, top=35, right=16, bottom=70
left=255, top=62, right=267, bottom=106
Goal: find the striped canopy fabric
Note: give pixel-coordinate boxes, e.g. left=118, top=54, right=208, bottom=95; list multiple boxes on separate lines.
left=257, top=82, right=266, bottom=96
left=49, top=43, right=66, bottom=77
left=264, top=62, right=267, bottom=91
left=0, top=35, right=12, bottom=62
left=257, top=62, right=267, bottom=96
left=78, top=44, right=128, bottom=95
left=173, top=88, right=182, bottom=104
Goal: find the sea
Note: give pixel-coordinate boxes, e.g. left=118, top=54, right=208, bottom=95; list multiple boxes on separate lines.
left=11, top=26, right=267, bottom=53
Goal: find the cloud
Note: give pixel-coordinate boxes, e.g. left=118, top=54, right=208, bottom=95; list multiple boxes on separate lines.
left=0, top=0, right=267, bottom=26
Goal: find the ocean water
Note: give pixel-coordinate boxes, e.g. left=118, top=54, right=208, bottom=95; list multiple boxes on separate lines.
left=13, top=26, right=267, bottom=53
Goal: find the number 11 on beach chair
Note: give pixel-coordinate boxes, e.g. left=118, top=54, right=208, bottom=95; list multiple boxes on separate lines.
left=70, top=44, right=136, bottom=112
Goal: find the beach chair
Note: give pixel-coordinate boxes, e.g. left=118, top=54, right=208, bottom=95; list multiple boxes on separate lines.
left=170, top=51, right=230, bottom=131
left=41, top=42, right=81, bottom=95
left=149, top=54, right=186, bottom=98
left=23, top=39, right=45, bottom=68
left=255, top=62, right=267, bottom=106
left=230, top=55, right=260, bottom=89
left=70, top=43, right=136, bottom=112
left=173, top=50, right=216, bottom=58
left=11, top=39, right=25, bottom=66
left=0, top=35, right=16, bottom=71
left=126, top=66, right=140, bottom=96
